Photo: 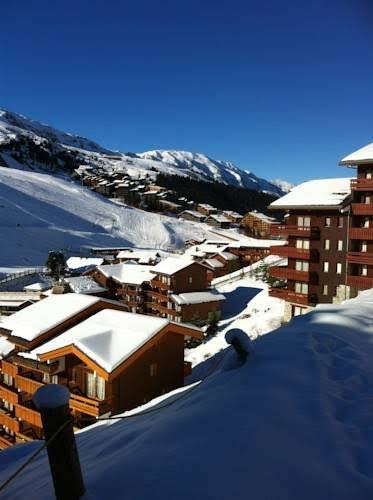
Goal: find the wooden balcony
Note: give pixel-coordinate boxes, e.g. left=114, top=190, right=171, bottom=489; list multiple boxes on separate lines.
left=0, top=382, right=19, bottom=405
left=351, top=203, right=373, bottom=215
left=269, top=266, right=310, bottom=282
left=351, top=178, right=373, bottom=191
left=270, top=245, right=311, bottom=260
left=150, top=280, right=171, bottom=291
left=148, top=290, right=168, bottom=300
left=0, top=433, right=15, bottom=449
left=270, top=225, right=318, bottom=238
left=349, top=227, right=373, bottom=240
left=1, top=360, right=18, bottom=378
left=0, top=408, right=20, bottom=432
left=15, top=374, right=44, bottom=395
left=69, top=393, right=111, bottom=417
left=15, top=403, right=42, bottom=428
left=146, top=302, right=177, bottom=316
left=347, top=275, right=373, bottom=289
left=116, top=288, right=138, bottom=297
left=269, top=288, right=313, bottom=305
left=347, top=252, right=373, bottom=266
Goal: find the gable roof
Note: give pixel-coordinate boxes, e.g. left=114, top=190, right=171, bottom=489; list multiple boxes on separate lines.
left=339, top=142, right=373, bottom=166
left=98, top=263, right=155, bottom=285
left=33, top=309, right=202, bottom=377
left=151, top=257, right=199, bottom=276
left=0, top=293, right=100, bottom=342
left=269, top=178, right=351, bottom=210
left=171, top=290, right=225, bottom=306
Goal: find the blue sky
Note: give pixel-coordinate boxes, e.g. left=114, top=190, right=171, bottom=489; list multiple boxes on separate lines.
left=1, top=0, right=372, bottom=183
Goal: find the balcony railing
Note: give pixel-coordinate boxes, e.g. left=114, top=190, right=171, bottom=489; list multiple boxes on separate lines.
left=270, top=245, right=311, bottom=260
left=150, top=280, right=171, bottom=290
left=270, top=225, right=319, bottom=238
left=0, top=382, right=19, bottom=405
left=69, top=393, right=112, bottom=417
left=0, top=433, right=15, bottom=449
left=1, top=360, right=18, bottom=378
left=15, top=403, right=42, bottom=428
left=147, top=290, right=169, bottom=300
left=15, top=374, right=44, bottom=395
left=146, top=302, right=177, bottom=316
left=351, top=178, right=373, bottom=191
left=268, top=288, right=312, bottom=305
left=349, top=227, right=373, bottom=240
left=351, top=203, right=373, bottom=215
left=347, top=252, right=373, bottom=266
left=347, top=275, right=373, bottom=289
left=269, top=266, right=310, bottom=282
left=0, top=408, right=20, bottom=433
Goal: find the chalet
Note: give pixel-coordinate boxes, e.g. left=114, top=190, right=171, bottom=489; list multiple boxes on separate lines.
left=91, top=264, right=155, bottom=313
left=158, top=200, right=183, bottom=214
left=116, top=249, right=160, bottom=265
left=178, top=210, right=206, bottom=223
left=147, top=257, right=220, bottom=323
left=0, top=304, right=202, bottom=448
left=197, top=204, right=217, bottom=216
left=268, top=178, right=351, bottom=320
left=227, top=239, right=277, bottom=266
left=222, top=210, right=243, bottom=224
left=205, top=214, right=231, bottom=229
left=170, top=290, right=225, bottom=324
left=340, top=142, right=373, bottom=295
left=0, top=292, right=43, bottom=317
left=201, top=258, right=226, bottom=282
left=241, top=211, right=279, bottom=239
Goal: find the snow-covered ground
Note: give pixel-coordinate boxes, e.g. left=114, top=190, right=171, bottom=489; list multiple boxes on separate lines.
left=0, top=167, right=217, bottom=266
left=1, top=290, right=373, bottom=499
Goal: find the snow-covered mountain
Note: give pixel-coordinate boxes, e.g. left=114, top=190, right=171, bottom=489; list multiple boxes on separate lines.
left=0, top=109, right=291, bottom=196
left=0, top=166, right=213, bottom=266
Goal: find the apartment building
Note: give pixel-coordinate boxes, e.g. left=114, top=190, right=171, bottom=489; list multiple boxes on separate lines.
left=268, top=178, right=351, bottom=320
left=340, top=142, right=373, bottom=292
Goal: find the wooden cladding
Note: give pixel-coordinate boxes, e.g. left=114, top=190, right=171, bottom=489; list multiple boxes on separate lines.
left=347, top=252, right=373, bottom=266
left=270, top=245, right=311, bottom=260
left=347, top=275, right=373, bottom=289
left=0, top=409, right=20, bottom=432
left=0, top=383, right=19, bottom=405
left=269, top=288, right=311, bottom=305
left=270, top=225, right=318, bottom=238
left=351, top=203, right=373, bottom=215
left=269, top=266, right=310, bottom=282
left=15, top=404, right=42, bottom=428
left=349, top=227, right=373, bottom=240
left=15, top=374, right=44, bottom=395
left=70, top=393, right=110, bottom=417
left=351, top=178, right=373, bottom=191
left=1, top=360, right=18, bottom=378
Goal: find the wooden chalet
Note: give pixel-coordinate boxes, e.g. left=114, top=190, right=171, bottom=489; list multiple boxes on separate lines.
left=241, top=211, right=279, bottom=239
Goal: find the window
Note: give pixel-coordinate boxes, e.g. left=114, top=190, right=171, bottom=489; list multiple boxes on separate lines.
left=323, top=261, right=329, bottom=272
left=296, top=239, right=310, bottom=249
left=150, top=363, right=158, bottom=377
left=325, top=217, right=331, bottom=227
left=295, top=282, right=308, bottom=294
left=3, top=401, right=13, bottom=412
left=336, top=263, right=342, bottom=274
left=338, top=217, right=343, bottom=228
left=361, top=241, right=368, bottom=252
left=324, top=239, right=330, bottom=250
left=364, top=195, right=371, bottom=205
left=3, top=374, right=13, bottom=386
left=297, top=216, right=311, bottom=227
left=361, top=265, right=368, bottom=276
left=188, top=276, right=193, bottom=284
left=363, top=217, right=370, bottom=228
left=337, top=240, right=343, bottom=251
left=43, top=373, right=51, bottom=384
left=295, top=260, right=309, bottom=271
left=367, top=172, right=372, bottom=179
left=323, top=285, right=328, bottom=295
left=86, top=372, right=106, bottom=400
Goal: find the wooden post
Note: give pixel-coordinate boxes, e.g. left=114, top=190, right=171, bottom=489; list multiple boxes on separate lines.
left=33, top=384, right=85, bottom=500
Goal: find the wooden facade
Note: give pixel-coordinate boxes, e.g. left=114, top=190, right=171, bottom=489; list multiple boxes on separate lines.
left=241, top=211, right=278, bottom=239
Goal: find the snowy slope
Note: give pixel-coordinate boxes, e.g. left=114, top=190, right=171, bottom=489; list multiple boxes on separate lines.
left=0, top=167, right=213, bottom=266
left=1, top=290, right=373, bottom=499
left=0, top=109, right=290, bottom=195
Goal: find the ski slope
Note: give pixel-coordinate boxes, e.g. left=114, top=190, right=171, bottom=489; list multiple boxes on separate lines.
left=0, top=167, right=212, bottom=266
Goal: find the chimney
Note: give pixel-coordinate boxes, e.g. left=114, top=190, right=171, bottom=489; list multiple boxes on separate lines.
left=52, top=279, right=71, bottom=295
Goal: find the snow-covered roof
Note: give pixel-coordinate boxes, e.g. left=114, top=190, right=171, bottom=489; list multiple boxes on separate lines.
left=171, top=290, right=226, bottom=305
left=269, top=178, right=352, bottom=209
left=66, top=276, right=107, bottom=295
left=98, top=263, right=154, bottom=285
left=217, top=251, right=238, bottom=261
left=32, top=309, right=170, bottom=373
left=0, top=336, right=14, bottom=358
left=151, top=257, right=197, bottom=276
left=203, top=258, right=225, bottom=269
left=24, top=282, right=50, bottom=292
left=0, top=293, right=100, bottom=341
left=223, top=210, right=243, bottom=218
left=339, top=142, right=373, bottom=166
left=67, top=257, right=104, bottom=270
left=117, top=249, right=159, bottom=264
left=207, top=214, right=231, bottom=223
left=247, top=211, right=277, bottom=223
left=198, top=203, right=216, bottom=210
left=179, top=210, right=206, bottom=219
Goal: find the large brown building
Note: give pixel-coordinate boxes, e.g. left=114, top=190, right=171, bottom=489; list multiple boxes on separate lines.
left=241, top=211, right=279, bottom=239
left=340, top=142, right=373, bottom=292
left=268, top=178, right=351, bottom=320
left=0, top=294, right=202, bottom=449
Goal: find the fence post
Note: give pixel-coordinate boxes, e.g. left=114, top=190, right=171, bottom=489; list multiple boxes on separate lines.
left=33, top=384, right=85, bottom=499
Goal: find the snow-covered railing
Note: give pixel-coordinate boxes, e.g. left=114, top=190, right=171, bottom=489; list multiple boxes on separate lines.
left=0, top=267, right=47, bottom=284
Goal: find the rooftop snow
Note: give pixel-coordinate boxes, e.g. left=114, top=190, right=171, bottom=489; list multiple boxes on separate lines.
left=32, top=309, right=170, bottom=373
left=98, top=263, right=155, bottom=285
left=171, top=290, right=226, bottom=305
left=66, top=257, right=104, bottom=270
left=66, top=277, right=107, bottom=295
left=270, top=178, right=352, bottom=209
left=151, top=257, right=197, bottom=275
left=117, top=249, right=159, bottom=263
left=0, top=293, right=100, bottom=341
left=203, top=258, right=225, bottom=269
left=248, top=211, right=277, bottom=223
left=339, top=142, right=373, bottom=166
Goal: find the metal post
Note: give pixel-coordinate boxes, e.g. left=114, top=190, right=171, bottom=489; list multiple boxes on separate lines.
left=33, top=385, right=85, bottom=500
